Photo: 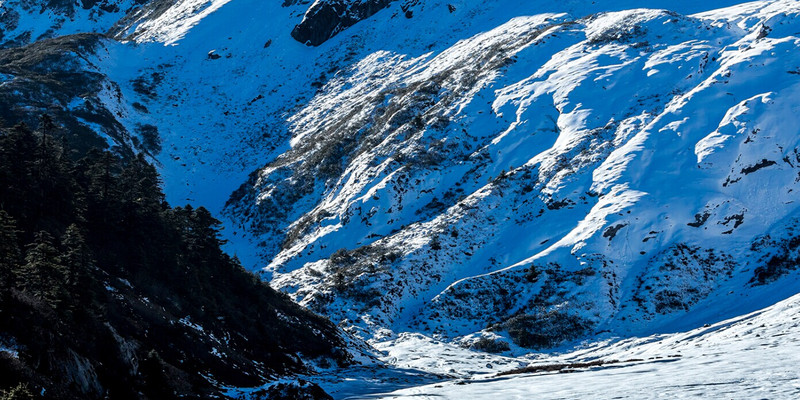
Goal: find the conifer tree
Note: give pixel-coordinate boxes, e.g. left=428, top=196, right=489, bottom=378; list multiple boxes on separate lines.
left=37, top=114, right=57, bottom=138
left=21, top=231, right=68, bottom=308
left=119, top=153, right=164, bottom=233
left=121, top=154, right=163, bottom=205
left=0, top=210, right=21, bottom=292
left=140, top=350, right=172, bottom=398
left=0, top=125, right=37, bottom=227
left=61, top=224, right=96, bottom=308
left=187, top=207, right=225, bottom=252
left=80, top=149, right=121, bottom=231
left=82, top=149, right=119, bottom=203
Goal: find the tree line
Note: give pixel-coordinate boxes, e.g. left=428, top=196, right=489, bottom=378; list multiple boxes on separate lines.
left=0, top=117, right=346, bottom=399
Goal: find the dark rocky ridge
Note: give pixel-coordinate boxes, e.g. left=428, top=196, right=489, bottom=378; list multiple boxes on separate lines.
left=291, top=0, right=394, bottom=46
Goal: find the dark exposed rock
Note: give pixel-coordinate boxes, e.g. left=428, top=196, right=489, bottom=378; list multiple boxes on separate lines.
left=469, top=337, right=511, bottom=354
left=741, top=158, right=777, bottom=175
left=497, top=359, right=614, bottom=377
left=687, top=211, right=710, bottom=227
left=631, top=244, right=735, bottom=315
left=401, top=0, right=418, bottom=19
left=131, top=70, right=164, bottom=99
left=750, top=229, right=800, bottom=285
left=545, top=198, right=575, bottom=210
left=756, top=24, right=772, bottom=40
left=290, top=0, right=394, bottom=46
left=603, top=223, right=628, bottom=240
left=721, top=213, right=745, bottom=229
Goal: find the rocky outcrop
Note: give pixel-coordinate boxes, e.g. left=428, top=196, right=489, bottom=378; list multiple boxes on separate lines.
left=290, top=0, right=393, bottom=46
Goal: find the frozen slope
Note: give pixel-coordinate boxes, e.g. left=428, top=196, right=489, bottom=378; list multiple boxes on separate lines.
left=0, top=0, right=150, bottom=47
left=348, top=288, right=800, bottom=399
left=86, top=0, right=754, bottom=261
left=219, top=0, right=800, bottom=348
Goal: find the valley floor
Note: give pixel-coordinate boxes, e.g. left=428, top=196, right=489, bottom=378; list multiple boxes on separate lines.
left=309, top=292, right=800, bottom=399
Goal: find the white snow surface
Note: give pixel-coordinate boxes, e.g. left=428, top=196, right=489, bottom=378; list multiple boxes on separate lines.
left=336, top=291, right=800, bottom=399
left=0, top=0, right=144, bottom=46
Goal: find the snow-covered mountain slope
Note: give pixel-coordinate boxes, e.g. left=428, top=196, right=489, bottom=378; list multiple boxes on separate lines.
left=344, top=289, right=800, bottom=399
left=213, top=0, right=800, bottom=350
left=4, top=0, right=800, bottom=355
left=91, top=0, right=754, bottom=227
left=0, top=0, right=150, bottom=47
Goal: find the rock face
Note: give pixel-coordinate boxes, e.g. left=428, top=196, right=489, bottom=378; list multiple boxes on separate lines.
left=291, top=0, right=393, bottom=46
